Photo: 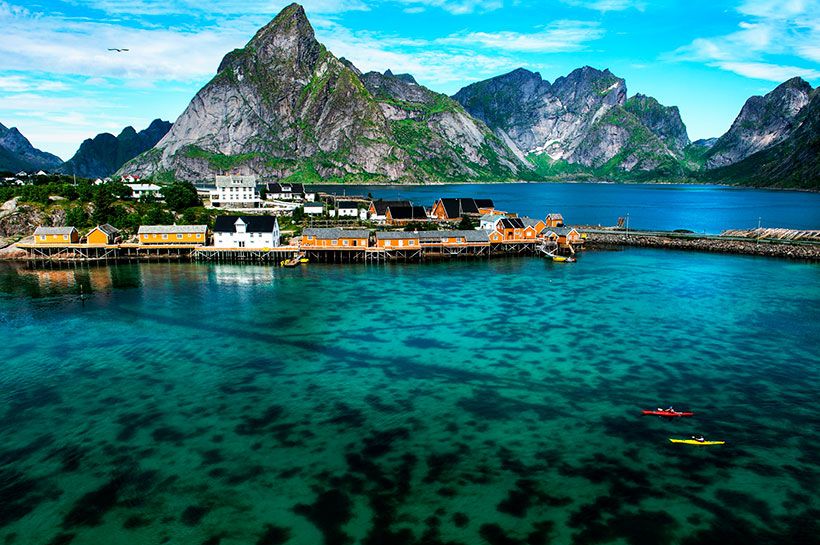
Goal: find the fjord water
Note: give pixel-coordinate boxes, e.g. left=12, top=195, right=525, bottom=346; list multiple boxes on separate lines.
left=315, top=182, right=820, bottom=233
left=1, top=250, right=818, bottom=545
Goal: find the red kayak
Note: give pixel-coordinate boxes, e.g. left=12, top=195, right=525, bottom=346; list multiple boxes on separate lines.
left=642, top=409, right=694, bottom=417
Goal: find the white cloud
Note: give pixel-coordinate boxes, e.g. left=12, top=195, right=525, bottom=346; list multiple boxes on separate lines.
left=439, top=20, right=604, bottom=52
left=392, top=0, right=503, bottom=15
left=671, top=0, right=820, bottom=82
left=77, top=0, right=369, bottom=16
left=0, top=3, right=253, bottom=83
left=713, top=61, right=820, bottom=81
left=0, top=76, right=69, bottom=92
left=560, top=0, right=644, bottom=12
left=314, top=21, right=521, bottom=90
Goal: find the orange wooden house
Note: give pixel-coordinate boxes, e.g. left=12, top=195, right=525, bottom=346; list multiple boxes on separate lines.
left=553, top=227, right=582, bottom=246
left=521, top=217, right=546, bottom=234
left=86, top=224, right=120, bottom=245
left=301, top=228, right=370, bottom=248
left=491, top=218, right=539, bottom=242
left=431, top=198, right=494, bottom=220
left=33, top=226, right=79, bottom=244
left=385, top=205, right=428, bottom=226
left=545, top=213, right=564, bottom=228
left=418, top=230, right=489, bottom=246
left=375, top=231, right=421, bottom=248
left=138, top=225, right=208, bottom=245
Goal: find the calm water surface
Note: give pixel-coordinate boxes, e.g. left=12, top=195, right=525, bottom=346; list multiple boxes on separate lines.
left=0, top=250, right=818, bottom=545
left=315, top=182, right=820, bottom=233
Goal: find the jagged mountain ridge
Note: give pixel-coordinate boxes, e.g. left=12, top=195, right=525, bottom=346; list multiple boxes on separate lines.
left=0, top=123, right=63, bottom=172
left=704, top=88, right=820, bottom=189
left=120, top=3, right=527, bottom=183
left=704, top=78, right=813, bottom=169
left=452, top=67, right=690, bottom=174
left=59, top=119, right=172, bottom=178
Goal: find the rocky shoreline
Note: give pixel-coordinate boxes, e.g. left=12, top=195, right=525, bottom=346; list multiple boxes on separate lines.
left=585, top=231, right=820, bottom=261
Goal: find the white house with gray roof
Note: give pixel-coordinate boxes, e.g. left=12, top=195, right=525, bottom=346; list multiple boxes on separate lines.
left=210, top=175, right=260, bottom=208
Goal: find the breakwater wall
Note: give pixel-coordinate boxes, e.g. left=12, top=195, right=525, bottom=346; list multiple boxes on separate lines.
left=585, top=231, right=820, bottom=261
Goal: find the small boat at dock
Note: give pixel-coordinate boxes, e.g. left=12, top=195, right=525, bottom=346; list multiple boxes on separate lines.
left=280, top=257, right=300, bottom=267
left=552, top=256, right=575, bottom=263
left=299, top=257, right=309, bottom=264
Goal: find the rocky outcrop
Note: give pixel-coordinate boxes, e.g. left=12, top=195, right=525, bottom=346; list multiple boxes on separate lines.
left=624, top=94, right=689, bottom=153
left=704, top=88, right=820, bottom=189
left=705, top=77, right=813, bottom=169
left=0, top=123, right=62, bottom=172
left=0, top=198, right=66, bottom=248
left=121, top=3, right=527, bottom=183
left=453, top=67, right=688, bottom=174
left=59, top=119, right=172, bottom=178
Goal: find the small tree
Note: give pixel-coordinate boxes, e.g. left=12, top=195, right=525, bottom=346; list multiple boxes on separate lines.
left=458, top=216, right=476, bottom=230
left=163, top=181, right=200, bottom=211
left=91, top=185, right=115, bottom=225
left=64, top=206, right=89, bottom=228
left=291, top=206, right=304, bottom=223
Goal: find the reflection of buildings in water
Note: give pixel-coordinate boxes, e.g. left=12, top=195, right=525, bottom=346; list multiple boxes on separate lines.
left=25, top=268, right=77, bottom=291
left=21, top=267, right=118, bottom=299
left=211, top=265, right=276, bottom=286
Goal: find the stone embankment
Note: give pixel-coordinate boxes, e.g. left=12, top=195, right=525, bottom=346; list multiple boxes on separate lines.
left=585, top=230, right=820, bottom=261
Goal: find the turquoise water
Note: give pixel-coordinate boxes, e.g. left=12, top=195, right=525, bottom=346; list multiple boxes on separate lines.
left=0, top=250, right=818, bottom=545
left=315, top=182, right=820, bottom=233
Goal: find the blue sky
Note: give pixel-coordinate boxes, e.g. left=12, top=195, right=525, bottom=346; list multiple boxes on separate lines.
left=1, top=0, right=818, bottom=159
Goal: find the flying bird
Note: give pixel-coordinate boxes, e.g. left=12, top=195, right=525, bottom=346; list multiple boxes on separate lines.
left=107, top=48, right=130, bottom=52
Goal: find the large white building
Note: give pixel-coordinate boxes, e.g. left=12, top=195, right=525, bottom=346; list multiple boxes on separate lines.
left=213, top=215, right=280, bottom=248
left=126, top=183, right=162, bottom=200
left=210, top=175, right=260, bottom=208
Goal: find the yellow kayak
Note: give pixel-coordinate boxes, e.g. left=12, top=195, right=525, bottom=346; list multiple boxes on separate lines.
left=670, top=438, right=725, bottom=446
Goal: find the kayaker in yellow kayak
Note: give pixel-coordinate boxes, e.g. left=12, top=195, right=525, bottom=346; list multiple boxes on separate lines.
left=691, top=435, right=705, bottom=443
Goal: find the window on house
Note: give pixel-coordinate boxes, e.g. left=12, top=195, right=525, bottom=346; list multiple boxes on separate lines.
left=408, top=241, right=415, bottom=246
left=162, top=234, right=168, bottom=239
left=343, top=240, right=349, bottom=246
left=177, top=234, right=183, bottom=239
left=197, top=234, right=202, bottom=239
left=63, top=234, right=68, bottom=240
left=332, top=240, right=338, bottom=246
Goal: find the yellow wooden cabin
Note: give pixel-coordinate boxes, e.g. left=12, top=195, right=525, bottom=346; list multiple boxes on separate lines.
left=86, top=224, right=120, bottom=245
left=33, top=226, right=79, bottom=245
left=138, top=225, right=208, bottom=245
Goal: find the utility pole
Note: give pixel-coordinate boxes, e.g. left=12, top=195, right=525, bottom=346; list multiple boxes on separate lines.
left=757, top=216, right=761, bottom=246
left=626, top=212, right=630, bottom=236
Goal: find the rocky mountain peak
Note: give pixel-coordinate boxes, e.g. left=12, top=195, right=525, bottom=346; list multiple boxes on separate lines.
left=0, top=122, right=62, bottom=171
left=705, top=77, right=813, bottom=169
left=119, top=3, right=527, bottom=183
left=552, top=66, right=626, bottom=108
left=384, top=70, right=417, bottom=85
left=217, top=3, right=321, bottom=78
left=624, top=93, right=690, bottom=152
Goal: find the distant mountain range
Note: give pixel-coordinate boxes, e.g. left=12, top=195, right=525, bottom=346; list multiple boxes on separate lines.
left=3, top=3, right=818, bottom=188
left=0, top=122, right=62, bottom=172
left=0, top=119, right=171, bottom=178
left=58, top=119, right=172, bottom=178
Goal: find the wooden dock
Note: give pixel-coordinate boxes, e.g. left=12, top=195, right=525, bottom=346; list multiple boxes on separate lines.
left=14, top=239, right=565, bottom=265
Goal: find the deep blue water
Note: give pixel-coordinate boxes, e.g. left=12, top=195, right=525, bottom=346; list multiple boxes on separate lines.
left=314, top=182, right=820, bottom=233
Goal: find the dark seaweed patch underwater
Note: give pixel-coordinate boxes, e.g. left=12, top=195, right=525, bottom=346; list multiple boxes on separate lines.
left=0, top=250, right=818, bottom=545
